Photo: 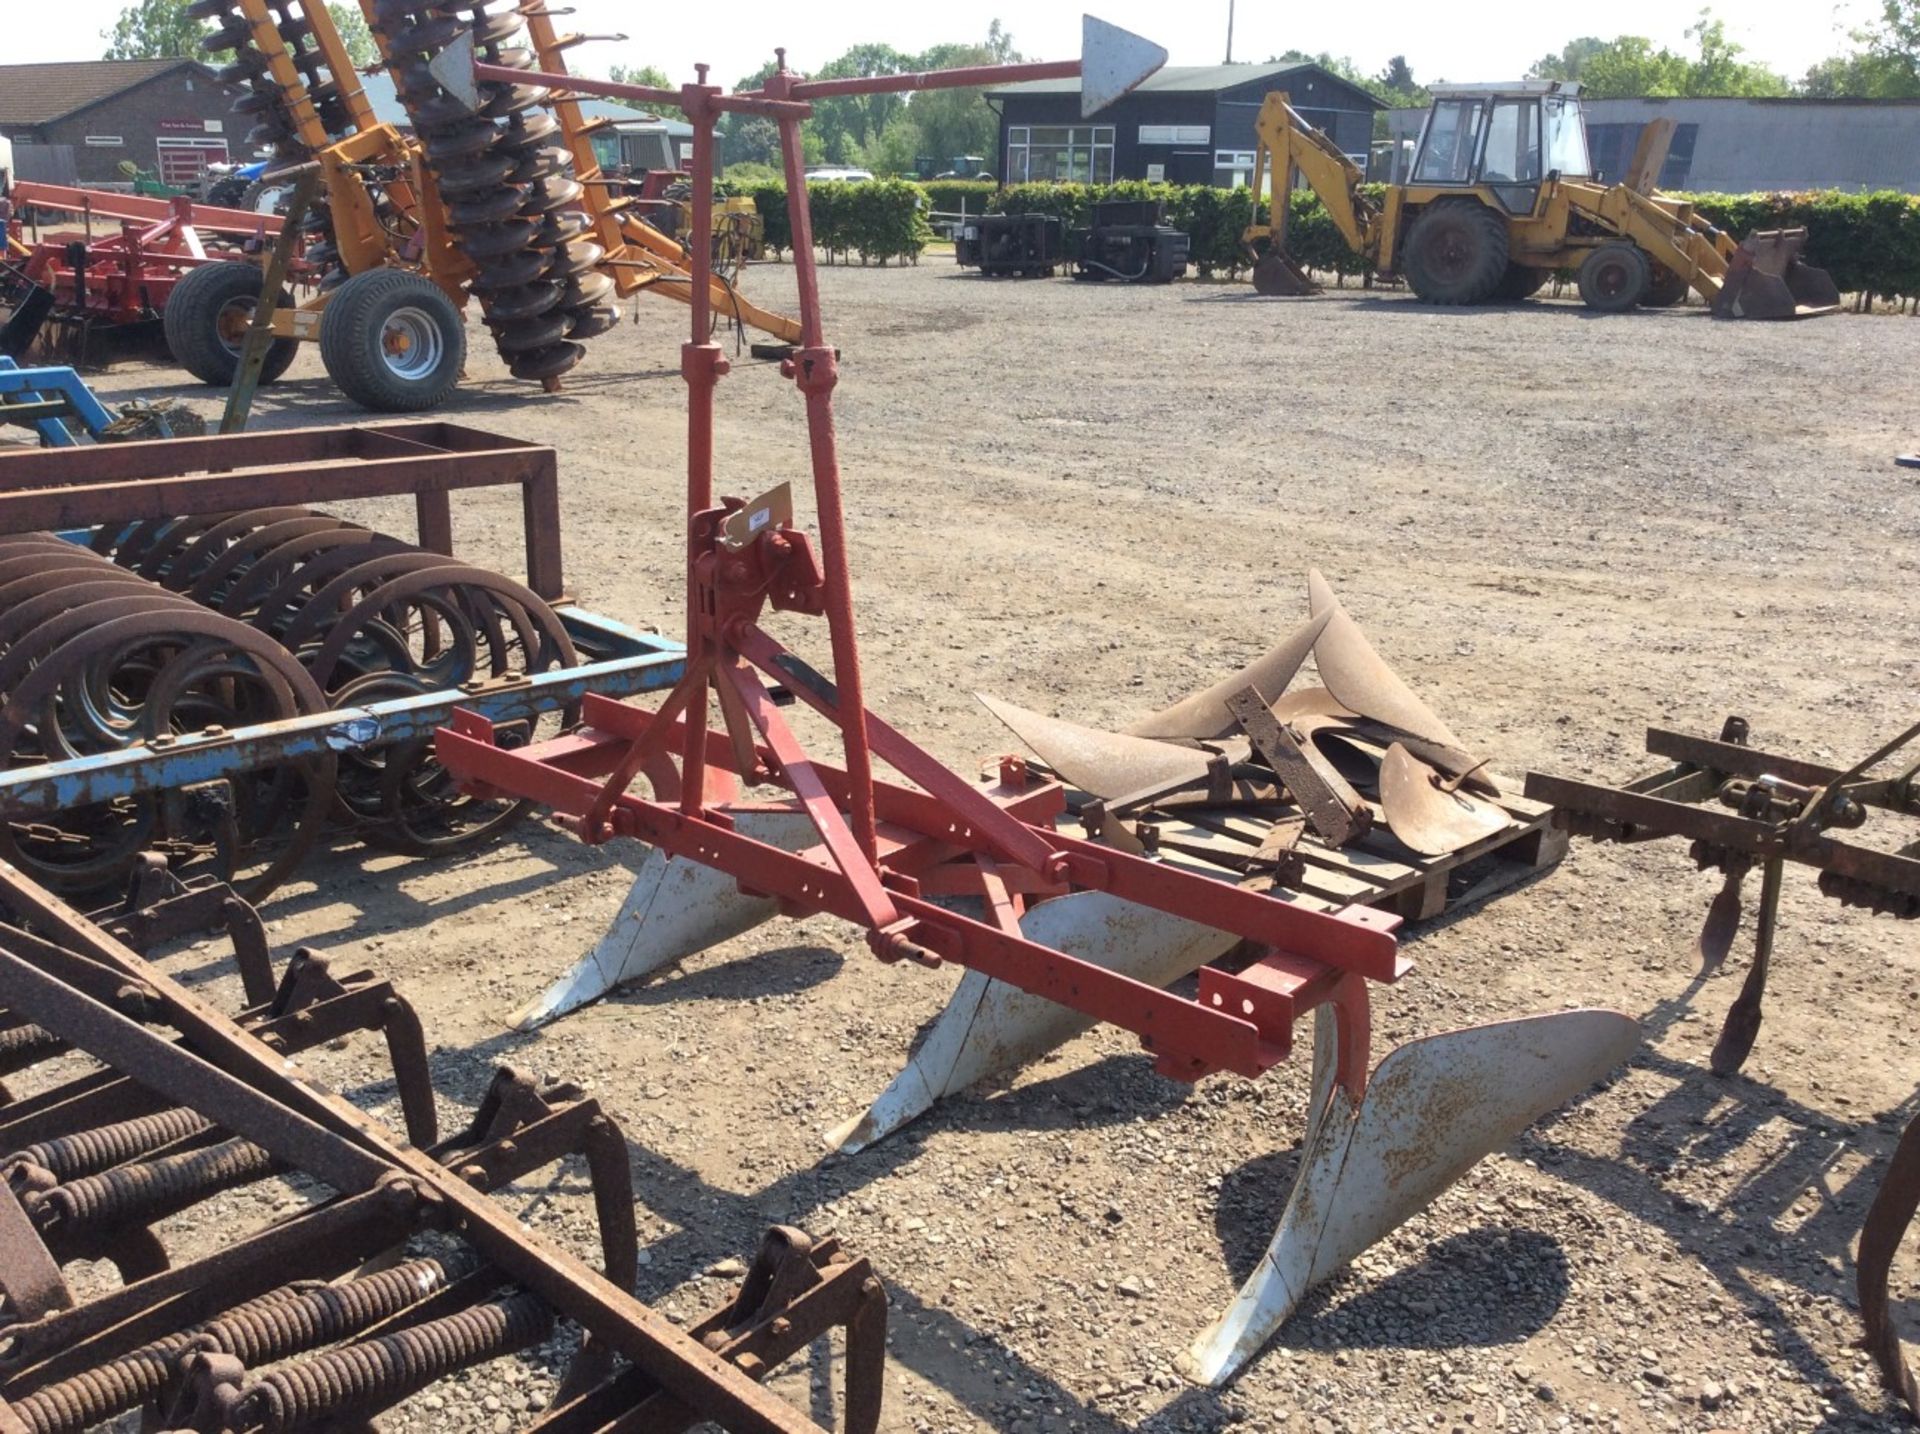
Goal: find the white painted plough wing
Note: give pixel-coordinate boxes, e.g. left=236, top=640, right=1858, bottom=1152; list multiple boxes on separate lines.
left=825, top=891, right=1238, bottom=1153
left=1181, top=1007, right=1639, bottom=1387
left=505, top=812, right=813, bottom=1031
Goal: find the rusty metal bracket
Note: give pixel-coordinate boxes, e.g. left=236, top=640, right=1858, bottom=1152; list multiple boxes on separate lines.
left=1227, top=686, right=1372, bottom=847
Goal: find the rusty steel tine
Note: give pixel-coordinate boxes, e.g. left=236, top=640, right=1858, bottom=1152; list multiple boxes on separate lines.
left=1709, top=854, right=1783, bottom=1075
left=0, top=934, right=391, bottom=1197
left=1859, top=1107, right=1920, bottom=1422
left=1124, top=610, right=1332, bottom=741
left=1229, top=686, right=1371, bottom=848
left=0, top=876, right=827, bottom=1434
left=1694, top=861, right=1748, bottom=974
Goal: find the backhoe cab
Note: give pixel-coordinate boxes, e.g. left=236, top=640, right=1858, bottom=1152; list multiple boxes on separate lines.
left=1245, top=81, right=1841, bottom=318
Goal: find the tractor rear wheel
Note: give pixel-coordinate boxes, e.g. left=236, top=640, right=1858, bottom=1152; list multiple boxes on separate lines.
left=1403, top=200, right=1510, bottom=305
left=318, top=269, right=465, bottom=413
left=164, top=260, right=299, bottom=388
left=1641, top=264, right=1691, bottom=307
left=1577, top=243, right=1651, bottom=311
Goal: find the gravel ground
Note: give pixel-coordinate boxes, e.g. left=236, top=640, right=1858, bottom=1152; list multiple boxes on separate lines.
left=26, top=259, right=1920, bottom=1433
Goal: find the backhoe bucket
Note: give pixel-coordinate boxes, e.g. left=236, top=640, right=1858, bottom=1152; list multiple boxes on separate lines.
left=825, top=893, right=1241, bottom=1154
left=1712, top=228, right=1842, bottom=320
left=1180, top=1007, right=1639, bottom=1387
left=504, top=812, right=810, bottom=1030
left=1253, top=250, right=1320, bottom=297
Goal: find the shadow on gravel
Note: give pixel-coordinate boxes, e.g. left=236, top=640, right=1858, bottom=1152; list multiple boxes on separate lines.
left=1523, top=978, right=1920, bottom=1426
left=605, top=942, right=845, bottom=1006
left=1286, top=1229, right=1571, bottom=1351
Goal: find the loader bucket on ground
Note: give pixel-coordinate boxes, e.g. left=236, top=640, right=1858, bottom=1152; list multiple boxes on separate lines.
left=1711, top=228, right=1842, bottom=320
left=1180, top=1006, right=1640, bottom=1387
left=1253, top=251, right=1321, bottom=296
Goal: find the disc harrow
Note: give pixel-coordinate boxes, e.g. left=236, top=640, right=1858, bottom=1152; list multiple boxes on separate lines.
left=0, top=510, right=581, bottom=901
left=192, top=0, right=358, bottom=296
left=0, top=859, right=887, bottom=1434
left=370, top=0, right=596, bottom=383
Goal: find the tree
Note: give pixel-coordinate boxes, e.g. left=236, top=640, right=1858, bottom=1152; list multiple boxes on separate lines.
left=1804, top=0, right=1920, bottom=96
left=1527, top=13, right=1788, bottom=97
left=860, top=112, right=923, bottom=175
left=1370, top=54, right=1429, bottom=111
left=1529, top=37, right=1610, bottom=82
left=905, top=28, right=1021, bottom=170
left=102, top=0, right=208, bottom=59
left=809, top=43, right=913, bottom=164
left=607, top=63, right=677, bottom=118
left=326, top=3, right=375, bottom=69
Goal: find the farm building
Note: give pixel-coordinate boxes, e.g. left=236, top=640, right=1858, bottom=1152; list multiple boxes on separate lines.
left=986, top=61, right=1383, bottom=189
left=0, top=60, right=245, bottom=188
left=1385, top=95, right=1920, bottom=192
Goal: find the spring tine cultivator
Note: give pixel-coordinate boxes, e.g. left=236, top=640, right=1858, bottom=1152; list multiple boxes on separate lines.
left=1526, top=713, right=1920, bottom=1417
left=426, top=22, right=1637, bottom=1387
left=0, top=856, right=886, bottom=1434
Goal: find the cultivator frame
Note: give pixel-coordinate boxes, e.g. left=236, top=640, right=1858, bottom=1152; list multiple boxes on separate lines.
left=1526, top=714, right=1920, bottom=1419
left=433, top=20, right=1638, bottom=1387
left=2, top=184, right=288, bottom=364
left=0, top=859, right=885, bottom=1433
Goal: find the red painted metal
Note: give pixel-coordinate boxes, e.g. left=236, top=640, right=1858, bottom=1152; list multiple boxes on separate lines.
left=435, top=46, right=1406, bottom=1084
left=6, top=181, right=297, bottom=329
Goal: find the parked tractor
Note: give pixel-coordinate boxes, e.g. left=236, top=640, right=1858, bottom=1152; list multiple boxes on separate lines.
left=1245, top=81, right=1840, bottom=318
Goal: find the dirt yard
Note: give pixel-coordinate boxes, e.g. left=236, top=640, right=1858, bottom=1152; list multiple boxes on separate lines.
left=49, top=261, right=1920, bottom=1433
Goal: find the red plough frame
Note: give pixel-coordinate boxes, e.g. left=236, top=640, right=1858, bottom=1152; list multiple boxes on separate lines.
left=434, top=34, right=1404, bottom=1091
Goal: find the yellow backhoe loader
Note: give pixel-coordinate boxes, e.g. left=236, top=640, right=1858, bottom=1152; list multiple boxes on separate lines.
left=1245, top=81, right=1840, bottom=319
left=164, top=0, right=800, bottom=411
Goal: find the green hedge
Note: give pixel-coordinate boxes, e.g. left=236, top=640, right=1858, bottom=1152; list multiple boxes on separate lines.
left=920, top=179, right=998, bottom=220
left=989, top=180, right=1920, bottom=297
left=735, top=178, right=934, bottom=265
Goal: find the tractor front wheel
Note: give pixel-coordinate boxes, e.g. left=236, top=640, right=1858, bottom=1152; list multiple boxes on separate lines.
left=318, top=269, right=465, bottom=413
left=164, top=261, right=299, bottom=388
left=1577, top=243, right=1652, bottom=312
left=1403, top=200, right=1510, bottom=305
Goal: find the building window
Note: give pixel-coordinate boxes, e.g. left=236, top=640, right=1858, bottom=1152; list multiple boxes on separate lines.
left=1215, top=149, right=1257, bottom=187
left=1588, top=121, right=1693, bottom=187
left=1139, top=124, right=1210, bottom=145
left=1005, top=125, right=1114, bottom=184
left=84, top=135, right=125, bottom=147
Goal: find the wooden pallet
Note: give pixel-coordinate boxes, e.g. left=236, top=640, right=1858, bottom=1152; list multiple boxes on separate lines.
left=1014, top=759, right=1566, bottom=927
left=1136, top=790, right=1565, bottom=924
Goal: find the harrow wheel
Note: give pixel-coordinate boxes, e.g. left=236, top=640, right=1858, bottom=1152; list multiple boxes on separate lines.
left=318, top=269, right=465, bottom=413
left=163, top=261, right=299, bottom=388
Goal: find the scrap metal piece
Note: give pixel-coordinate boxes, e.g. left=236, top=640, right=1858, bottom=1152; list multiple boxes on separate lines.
left=1271, top=687, right=1361, bottom=723
left=1859, top=1106, right=1920, bottom=1421
left=825, top=891, right=1241, bottom=1154
left=1181, top=1006, right=1640, bottom=1387
left=978, top=692, right=1247, bottom=800
left=1307, top=569, right=1492, bottom=792
left=1378, top=743, right=1510, bottom=856
left=1710, top=854, right=1782, bottom=1075
left=1226, top=686, right=1371, bottom=847
left=1124, top=611, right=1331, bottom=741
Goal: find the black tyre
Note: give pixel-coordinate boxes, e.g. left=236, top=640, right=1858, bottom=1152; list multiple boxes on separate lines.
left=163, top=261, right=299, bottom=387
left=1402, top=200, right=1510, bottom=305
left=1577, top=242, right=1651, bottom=312
left=1492, top=263, right=1551, bottom=301
left=1641, top=265, right=1690, bottom=308
left=318, top=269, right=465, bottom=413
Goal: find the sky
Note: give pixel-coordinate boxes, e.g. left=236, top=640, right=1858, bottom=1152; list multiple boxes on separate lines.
left=15, top=0, right=1878, bottom=91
